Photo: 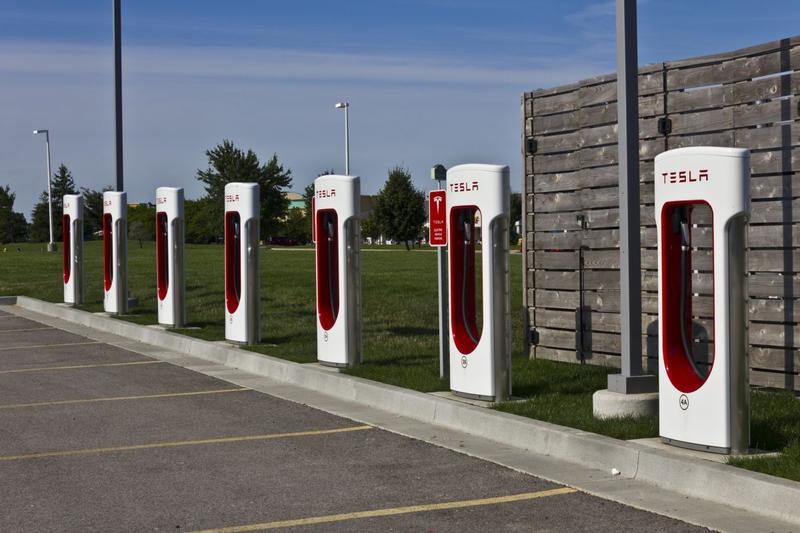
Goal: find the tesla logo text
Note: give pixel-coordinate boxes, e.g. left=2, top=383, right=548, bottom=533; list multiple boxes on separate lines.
left=317, top=189, right=336, bottom=198
left=156, top=197, right=167, bottom=205
left=662, top=169, right=709, bottom=184
left=103, top=200, right=112, bottom=207
left=224, top=194, right=240, bottom=202
left=679, top=394, right=689, bottom=410
left=449, top=181, right=479, bottom=193
left=433, top=195, right=442, bottom=212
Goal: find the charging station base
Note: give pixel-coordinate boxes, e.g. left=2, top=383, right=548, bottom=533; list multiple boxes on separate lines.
left=430, top=391, right=525, bottom=408
left=631, top=437, right=780, bottom=463
left=592, top=389, right=658, bottom=420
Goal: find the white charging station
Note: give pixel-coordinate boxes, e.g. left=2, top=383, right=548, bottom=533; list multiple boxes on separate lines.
left=655, top=146, right=750, bottom=454
left=156, top=187, right=186, bottom=328
left=103, top=191, right=128, bottom=315
left=314, top=174, right=362, bottom=367
left=62, top=194, right=84, bottom=305
left=224, top=182, right=260, bottom=345
left=446, top=164, right=511, bottom=401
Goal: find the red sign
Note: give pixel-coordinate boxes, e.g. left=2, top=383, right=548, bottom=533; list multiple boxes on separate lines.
left=428, top=190, right=447, bottom=247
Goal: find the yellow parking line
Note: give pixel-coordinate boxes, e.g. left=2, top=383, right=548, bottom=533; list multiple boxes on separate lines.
left=0, top=360, right=164, bottom=375
left=0, top=327, right=53, bottom=333
left=190, top=487, right=578, bottom=532
left=0, top=425, right=372, bottom=462
left=0, top=341, right=102, bottom=352
left=0, top=387, right=250, bottom=410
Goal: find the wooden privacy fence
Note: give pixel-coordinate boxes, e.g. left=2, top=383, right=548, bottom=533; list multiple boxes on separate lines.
left=522, top=36, right=800, bottom=390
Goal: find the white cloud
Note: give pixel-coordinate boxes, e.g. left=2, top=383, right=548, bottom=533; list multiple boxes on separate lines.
left=0, top=40, right=608, bottom=218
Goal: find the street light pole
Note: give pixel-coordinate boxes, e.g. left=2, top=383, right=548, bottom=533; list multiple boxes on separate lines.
left=335, top=102, right=350, bottom=175
left=113, top=0, right=124, bottom=192
left=33, top=129, right=56, bottom=252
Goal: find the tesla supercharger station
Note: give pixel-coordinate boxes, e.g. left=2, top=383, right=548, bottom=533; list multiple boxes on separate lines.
left=156, top=187, right=186, bottom=328
left=446, top=164, right=511, bottom=401
left=314, top=175, right=362, bottom=367
left=655, top=146, right=750, bottom=454
left=62, top=194, right=84, bottom=305
left=103, top=191, right=128, bottom=314
left=224, top=182, right=260, bottom=345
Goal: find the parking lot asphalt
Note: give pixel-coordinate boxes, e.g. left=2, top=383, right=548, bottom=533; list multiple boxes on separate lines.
left=0, top=311, right=708, bottom=532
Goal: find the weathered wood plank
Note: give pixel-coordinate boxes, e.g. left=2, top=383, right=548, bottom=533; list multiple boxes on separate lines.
left=749, top=297, right=800, bottom=322
left=533, top=90, right=580, bottom=116
left=735, top=97, right=800, bottom=128
left=750, top=148, right=800, bottom=175
left=665, top=36, right=800, bottom=70
left=748, top=224, right=800, bottom=247
left=534, top=251, right=580, bottom=270
left=750, top=199, right=800, bottom=224
left=751, top=346, right=800, bottom=372
left=670, top=107, right=734, bottom=135
left=667, top=131, right=735, bottom=149
left=533, top=151, right=580, bottom=173
left=750, top=322, right=800, bottom=347
left=668, top=85, right=734, bottom=113
left=735, top=122, right=800, bottom=151
left=750, top=369, right=800, bottom=390
left=748, top=250, right=800, bottom=273
left=532, top=111, right=579, bottom=135
left=535, top=131, right=581, bottom=154
left=667, top=45, right=800, bottom=90
left=750, top=174, right=800, bottom=200
left=733, top=72, right=800, bottom=105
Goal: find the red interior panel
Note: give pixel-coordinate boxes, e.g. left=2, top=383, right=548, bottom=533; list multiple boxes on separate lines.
left=661, top=201, right=715, bottom=393
left=103, top=213, right=113, bottom=291
left=449, top=206, right=481, bottom=354
left=63, top=215, right=71, bottom=283
left=315, top=209, right=339, bottom=330
left=156, top=212, right=169, bottom=301
left=225, top=212, right=241, bottom=314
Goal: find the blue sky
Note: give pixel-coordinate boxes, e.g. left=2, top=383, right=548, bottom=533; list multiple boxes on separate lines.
left=2, top=0, right=799, bottom=217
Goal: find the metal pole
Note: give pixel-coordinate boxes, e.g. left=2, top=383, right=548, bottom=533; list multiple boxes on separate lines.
left=344, top=105, right=350, bottom=175
left=437, top=178, right=449, bottom=379
left=113, top=0, right=124, bottom=192
left=607, top=0, right=656, bottom=394
left=45, top=132, right=55, bottom=252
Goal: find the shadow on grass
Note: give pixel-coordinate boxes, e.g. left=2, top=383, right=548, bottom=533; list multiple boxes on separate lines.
left=387, top=326, right=439, bottom=337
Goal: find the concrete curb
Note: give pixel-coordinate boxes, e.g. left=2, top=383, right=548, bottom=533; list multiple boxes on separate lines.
left=6, top=295, right=800, bottom=524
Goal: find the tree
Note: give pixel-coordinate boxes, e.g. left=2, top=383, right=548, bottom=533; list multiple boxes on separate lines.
left=127, top=203, right=156, bottom=246
left=361, top=212, right=381, bottom=242
left=81, top=186, right=112, bottom=239
left=0, top=185, right=29, bottom=243
left=196, top=140, right=292, bottom=240
left=185, top=197, right=220, bottom=244
left=372, top=166, right=426, bottom=249
left=29, top=164, right=77, bottom=242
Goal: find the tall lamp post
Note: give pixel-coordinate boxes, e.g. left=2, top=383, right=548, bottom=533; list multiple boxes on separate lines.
left=33, top=129, right=56, bottom=252
left=334, top=102, right=350, bottom=175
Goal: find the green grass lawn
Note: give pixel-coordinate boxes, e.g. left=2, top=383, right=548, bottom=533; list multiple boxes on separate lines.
left=2, top=241, right=799, bottom=481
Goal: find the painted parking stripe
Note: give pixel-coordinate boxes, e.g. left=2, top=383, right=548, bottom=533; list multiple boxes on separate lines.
left=0, top=327, right=53, bottom=333
left=0, top=360, right=164, bottom=375
left=0, top=425, right=373, bottom=462
left=0, top=387, right=250, bottom=410
left=0, top=340, right=102, bottom=352
left=190, top=487, right=579, bottom=533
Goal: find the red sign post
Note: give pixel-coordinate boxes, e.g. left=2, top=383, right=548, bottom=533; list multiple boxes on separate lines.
left=428, top=190, right=447, bottom=247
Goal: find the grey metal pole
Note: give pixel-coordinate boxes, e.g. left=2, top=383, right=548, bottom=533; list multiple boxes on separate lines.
left=113, top=0, right=124, bottom=192
left=607, top=0, right=656, bottom=394
left=344, top=105, right=350, bottom=175
left=437, top=180, right=449, bottom=379
left=45, top=131, right=55, bottom=252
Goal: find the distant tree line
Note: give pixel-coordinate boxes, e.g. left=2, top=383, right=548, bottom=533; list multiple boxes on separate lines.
left=1, top=145, right=519, bottom=248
